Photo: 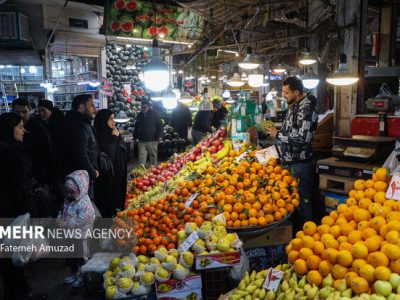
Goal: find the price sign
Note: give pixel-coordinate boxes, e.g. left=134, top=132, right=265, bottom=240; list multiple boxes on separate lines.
left=179, top=232, right=199, bottom=252
left=263, top=268, right=284, bottom=292
left=255, top=146, right=279, bottom=165
left=386, top=173, right=400, bottom=201
left=236, top=152, right=248, bottom=163
left=185, top=193, right=199, bottom=207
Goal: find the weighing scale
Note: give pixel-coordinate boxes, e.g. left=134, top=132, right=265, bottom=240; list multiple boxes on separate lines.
left=332, top=135, right=395, bottom=163
left=366, top=97, right=390, bottom=112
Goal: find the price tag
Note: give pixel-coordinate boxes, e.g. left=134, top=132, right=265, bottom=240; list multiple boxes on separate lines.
left=163, top=181, right=168, bottom=192
left=236, top=152, right=248, bottom=163
left=179, top=232, right=199, bottom=252
left=263, top=268, right=284, bottom=292
left=255, top=146, right=279, bottom=165
left=185, top=193, right=199, bottom=207
left=386, top=173, right=400, bottom=200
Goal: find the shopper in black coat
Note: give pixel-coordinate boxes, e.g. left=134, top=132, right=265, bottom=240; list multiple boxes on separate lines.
left=38, top=99, right=64, bottom=147
left=211, top=99, right=228, bottom=129
left=170, top=101, right=192, bottom=140
left=94, top=109, right=127, bottom=217
left=55, top=94, right=99, bottom=199
left=12, top=98, right=53, bottom=186
left=192, top=110, right=213, bottom=144
left=0, top=113, right=46, bottom=300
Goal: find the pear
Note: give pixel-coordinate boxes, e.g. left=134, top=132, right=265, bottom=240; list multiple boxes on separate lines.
left=265, top=290, right=274, bottom=300
left=284, top=269, right=292, bottom=281
left=262, top=269, right=269, bottom=278
left=341, top=288, right=352, bottom=298
left=238, top=279, right=246, bottom=291
left=298, top=276, right=307, bottom=288
left=235, top=290, right=249, bottom=297
left=289, top=276, right=298, bottom=289
left=275, top=264, right=283, bottom=270
left=389, top=273, right=400, bottom=289
left=358, top=293, right=371, bottom=300
left=244, top=295, right=252, bottom=300
left=387, top=294, right=397, bottom=300
left=398, top=285, right=400, bottom=294
left=340, top=298, right=352, bottom=300
left=337, top=279, right=347, bottom=292
left=319, top=286, right=333, bottom=299
left=322, top=274, right=333, bottom=287
left=306, top=284, right=318, bottom=300
left=303, top=284, right=312, bottom=292
left=245, top=285, right=257, bottom=294
left=243, top=272, right=250, bottom=285
left=294, top=287, right=305, bottom=297
left=370, top=295, right=386, bottom=300
left=254, top=278, right=264, bottom=288
left=228, top=296, right=241, bottom=300
left=252, top=288, right=260, bottom=298
left=281, top=280, right=290, bottom=291
left=282, top=264, right=290, bottom=271
left=250, top=270, right=257, bottom=281
left=276, top=292, right=285, bottom=300
left=286, top=290, right=295, bottom=300
left=332, top=291, right=341, bottom=300
left=256, top=270, right=264, bottom=280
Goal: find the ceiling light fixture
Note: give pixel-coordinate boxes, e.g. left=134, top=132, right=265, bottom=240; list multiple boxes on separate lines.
left=162, top=88, right=178, bottom=109
left=143, top=39, right=169, bottom=92
left=272, top=64, right=286, bottom=73
left=222, top=90, right=231, bottom=99
left=302, top=69, right=320, bottom=89
left=326, top=53, right=359, bottom=86
left=227, top=73, right=245, bottom=87
left=239, top=47, right=261, bottom=70
left=248, top=74, right=264, bottom=88
left=298, top=52, right=318, bottom=65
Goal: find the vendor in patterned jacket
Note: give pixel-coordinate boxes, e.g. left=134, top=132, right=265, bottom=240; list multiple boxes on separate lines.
left=267, top=76, right=318, bottom=231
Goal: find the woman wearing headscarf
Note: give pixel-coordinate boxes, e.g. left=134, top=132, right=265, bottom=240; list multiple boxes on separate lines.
left=94, top=109, right=127, bottom=217
left=0, top=113, right=46, bottom=300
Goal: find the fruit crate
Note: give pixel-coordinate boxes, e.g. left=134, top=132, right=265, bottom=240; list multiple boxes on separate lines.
left=201, top=268, right=232, bottom=300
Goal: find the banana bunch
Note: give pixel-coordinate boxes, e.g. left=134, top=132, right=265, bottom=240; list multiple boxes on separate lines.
left=215, top=140, right=233, bottom=160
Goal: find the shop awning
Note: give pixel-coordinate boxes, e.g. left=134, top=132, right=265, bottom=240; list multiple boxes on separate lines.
left=0, top=50, right=43, bottom=65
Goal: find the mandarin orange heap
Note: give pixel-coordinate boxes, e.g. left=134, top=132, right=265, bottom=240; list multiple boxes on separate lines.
left=286, top=167, right=400, bottom=295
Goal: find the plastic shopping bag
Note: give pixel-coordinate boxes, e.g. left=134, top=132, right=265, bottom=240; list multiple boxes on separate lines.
left=230, top=247, right=250, bottom=281
left=2, top=213, right=30, bottom=247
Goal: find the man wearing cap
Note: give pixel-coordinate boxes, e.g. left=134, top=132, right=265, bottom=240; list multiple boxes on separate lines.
left=211, top=99, right=228, bottom=129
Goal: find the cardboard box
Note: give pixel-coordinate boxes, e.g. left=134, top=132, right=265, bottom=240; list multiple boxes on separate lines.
left=244, top=244, right=287, bottom=272
left=324, top=192, right=348, bottom=213
left=195, top=251, right=241, bottom=270
left=242, top=222, right=293, bottom=248
left=156, top=274, right=202, bottom=300
left=312, top=132, right=333, bottom=150
left=231, top=133, right=250, bottom=151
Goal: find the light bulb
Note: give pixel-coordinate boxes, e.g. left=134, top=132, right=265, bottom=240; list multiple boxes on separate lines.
left=248, top=74, right=264, bottom=87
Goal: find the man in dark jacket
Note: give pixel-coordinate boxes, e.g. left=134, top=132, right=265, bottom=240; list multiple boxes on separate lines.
left=170, top=101, right=192, bottom=140
left=133, top=99, right=163, bottom=166
left=55, top=94, right=99, bottom=198
left=268, top=76, right=318, bottom=231
left=12, top=98, right=53, bottom=186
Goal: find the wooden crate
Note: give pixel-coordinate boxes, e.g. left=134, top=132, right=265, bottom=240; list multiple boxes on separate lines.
left=319, top=174, right=356, bottom=194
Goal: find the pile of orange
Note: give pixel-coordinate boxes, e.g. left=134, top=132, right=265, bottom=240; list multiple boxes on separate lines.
left=118, top=194, right=205, bottom=254
left=188, top=154, right=299, bottom=228
left=286, top=167, right=400, bottom=295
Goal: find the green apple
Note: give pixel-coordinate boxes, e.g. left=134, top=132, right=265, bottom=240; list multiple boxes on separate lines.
left=389, top=273, right=400, bottom=289
left=374, top=280, right=393, bottom=297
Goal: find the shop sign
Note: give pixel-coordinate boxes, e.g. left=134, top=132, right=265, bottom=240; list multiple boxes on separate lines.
left=107, top=0, right=203, bottom=42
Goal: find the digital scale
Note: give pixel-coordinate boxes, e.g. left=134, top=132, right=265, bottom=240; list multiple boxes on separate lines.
left=366, top=97, right=390, bottom=112
left=332, top=135, right=395, bottom=163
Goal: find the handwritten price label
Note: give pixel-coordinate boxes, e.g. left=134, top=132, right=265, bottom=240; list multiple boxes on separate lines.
left=263, top=268, right=284, bottom=292
left=179, top=232, right=199, bottom=252
left=386, top=173, right=400, bottom=201
left=185, top=193, right=199, bottom=207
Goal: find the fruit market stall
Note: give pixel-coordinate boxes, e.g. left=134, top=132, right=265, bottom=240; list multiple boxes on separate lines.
left=98, top=124, right=305, bottom=299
